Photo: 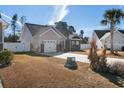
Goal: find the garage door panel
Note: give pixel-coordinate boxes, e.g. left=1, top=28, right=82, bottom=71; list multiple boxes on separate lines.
left=44, top=40, right=56, bottom=52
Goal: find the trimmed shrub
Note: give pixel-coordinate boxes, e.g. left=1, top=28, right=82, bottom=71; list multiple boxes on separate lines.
left=108, top=62, right=124, bottom=78
left=0, top=49, right=13, bottom=68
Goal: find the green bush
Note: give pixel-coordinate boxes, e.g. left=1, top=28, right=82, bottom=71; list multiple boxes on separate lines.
left=0, top=49, right=13, bottom=67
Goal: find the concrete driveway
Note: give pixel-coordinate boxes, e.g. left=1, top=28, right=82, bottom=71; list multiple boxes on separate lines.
left=54, top=53, right=90, bottom=63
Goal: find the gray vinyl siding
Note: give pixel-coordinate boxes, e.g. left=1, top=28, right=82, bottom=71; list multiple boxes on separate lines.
left=65, top=39, right=70, bottom=51
left=40, top=44, right=44, bottom=53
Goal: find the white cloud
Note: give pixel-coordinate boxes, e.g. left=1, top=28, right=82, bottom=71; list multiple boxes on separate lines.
left=119, top=5, right=124, bottom=9
left=1, top=12, right=22, bottom=27
left=49, top=5, right=69, bottom=25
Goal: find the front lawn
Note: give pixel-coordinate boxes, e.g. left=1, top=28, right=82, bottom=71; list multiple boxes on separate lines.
left=0, top=54, right=121, bottom=88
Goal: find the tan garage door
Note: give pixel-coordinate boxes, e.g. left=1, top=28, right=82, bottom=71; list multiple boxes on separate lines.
left=44, top=40, right=56, bottom=52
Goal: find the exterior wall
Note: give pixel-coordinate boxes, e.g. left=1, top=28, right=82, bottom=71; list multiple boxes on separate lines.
left=92, top=32, right=104, bottom=49
left=20, top=25, right=32, bottom=51
left=40, top=44, right=44, bottom=53
left=31, top=36, right=40, bottom=52
left=65, top=39, right=70, bottom=51
left=31, top=29, right=66, bottom=52
left=4, top=43, right=30, bottom=52
left=56, top=44, right=60, bottom=52
left=101, top=31, right=124, bottom=50
left=40, top=30, right=62, bottom=42
left=80, top=44, right=91, bottom=50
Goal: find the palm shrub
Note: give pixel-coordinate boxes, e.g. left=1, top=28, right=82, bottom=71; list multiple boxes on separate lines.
left=0, top=49, right=13, bottom=67
left=88, top=39, right=124, bottom=77
left=101, top=8, right=124, bottom=54
left=88, top=39, right=108, bottom=73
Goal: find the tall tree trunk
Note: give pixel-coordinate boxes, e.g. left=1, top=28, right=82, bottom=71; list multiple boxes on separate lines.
left=110, top=30, right=114, bottom=54
left=13, top=25, right=16, bottom=42
left=0, top=23, right=3, bottom=51
left=110, top=23, right=114, bottom=54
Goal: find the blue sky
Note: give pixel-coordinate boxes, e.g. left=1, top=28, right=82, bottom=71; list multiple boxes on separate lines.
left=0, top=5, right=124, bottom=37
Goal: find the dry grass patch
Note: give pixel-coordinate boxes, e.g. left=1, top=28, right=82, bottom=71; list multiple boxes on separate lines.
left=0, top=54, right=119, bottom=88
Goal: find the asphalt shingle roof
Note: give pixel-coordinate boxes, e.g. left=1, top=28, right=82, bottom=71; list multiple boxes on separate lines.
left=25, top=23, right=71, bottom=37
left=25, top=23, right=51, bottom=36
left=94, top=30, right=124, bottom=39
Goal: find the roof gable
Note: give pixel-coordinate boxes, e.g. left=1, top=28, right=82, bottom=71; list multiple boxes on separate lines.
left=94, top=30, right=124, bottom=39
left=94, top=30, right=109, bottom=39
left=119, top=30, right=124, bottom=35
left=25, top=23, right=50, bottom=36
left=56, top=28, right=72, bottom=37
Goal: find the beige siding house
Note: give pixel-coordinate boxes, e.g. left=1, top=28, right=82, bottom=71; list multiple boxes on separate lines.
left=20, top=23, right=81, bottom=53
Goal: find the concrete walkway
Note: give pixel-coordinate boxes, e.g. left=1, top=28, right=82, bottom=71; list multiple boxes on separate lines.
left=41, top=52, right=124, bottom=64
left=53, top=53, right=124, bottom=64
left=54, top=53, right=89, bottom=63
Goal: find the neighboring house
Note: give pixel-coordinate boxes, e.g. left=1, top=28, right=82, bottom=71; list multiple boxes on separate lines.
left=0, top=16, right=9, bottom=51
left=19, top=23, right=81, bottom=53
left=92, top=30, right=124, bottom=50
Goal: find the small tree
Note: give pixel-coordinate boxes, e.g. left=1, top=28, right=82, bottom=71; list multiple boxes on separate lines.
left=11, top=14, right=18, bottom=42
left=80, top=30, right=84, bottom=38
left=88, top=39, right=108, bottom=72
left=55, top=21, right=68, bottom=30
left=4, top=34, right=19, bottom=42
left=0, top=22, right=2, bottom=51
left=55, top=21, right=76, bottom=35
left=68, top=26, right=76, bottom=34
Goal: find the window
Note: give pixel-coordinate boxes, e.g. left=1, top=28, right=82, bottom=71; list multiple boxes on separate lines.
left=72, top=41, right=75, bottom=45
left=76, top=41, right=79, bottom=45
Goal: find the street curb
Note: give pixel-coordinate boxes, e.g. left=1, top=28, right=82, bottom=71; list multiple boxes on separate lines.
left=0, top=79, right=3, bottom=88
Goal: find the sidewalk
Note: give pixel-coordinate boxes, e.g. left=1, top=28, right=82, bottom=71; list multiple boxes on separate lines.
left=0, top=79, right=3, bottom=88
